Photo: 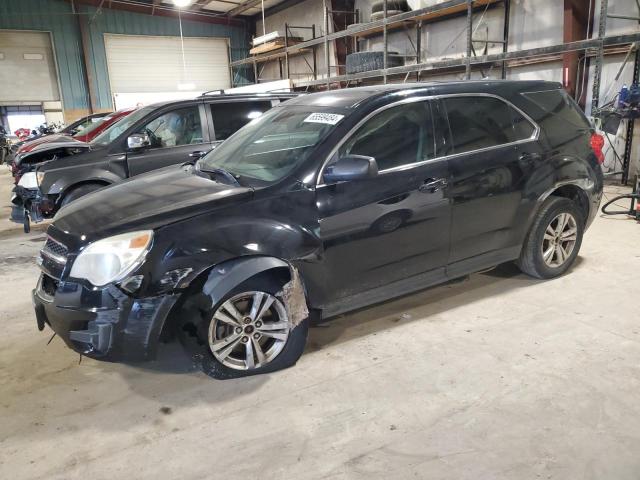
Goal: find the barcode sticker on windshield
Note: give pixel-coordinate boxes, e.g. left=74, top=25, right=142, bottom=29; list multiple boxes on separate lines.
left=303, top=113, right=344, bottom=125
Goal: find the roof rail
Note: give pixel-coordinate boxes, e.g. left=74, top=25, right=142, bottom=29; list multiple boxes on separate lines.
left=198, top=89, right=226, bottom=96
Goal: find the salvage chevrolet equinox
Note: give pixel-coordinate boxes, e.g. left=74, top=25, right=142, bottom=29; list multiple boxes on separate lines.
left=33, top=81, right=604, bottom=379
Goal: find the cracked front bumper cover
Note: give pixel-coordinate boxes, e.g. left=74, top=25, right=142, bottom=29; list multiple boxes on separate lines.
left=33, top=274, right=179, bottom=362
left=10, top=186, right=51, bottom=224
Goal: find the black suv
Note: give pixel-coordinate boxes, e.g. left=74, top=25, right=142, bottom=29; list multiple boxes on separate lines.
left=11, top=93, right=297, bottom=231
left=32, top=81, right=603, bottom=379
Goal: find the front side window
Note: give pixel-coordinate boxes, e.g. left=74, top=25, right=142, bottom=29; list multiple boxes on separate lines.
left=443, top=96, right=534, bottom=155
left=91, top=106, right=154, bottom=146
left=339, top=100, right=435, bottom=171
left=210, top=101, right=273, bottom=141
left=136, top=106, right=203, bottom=148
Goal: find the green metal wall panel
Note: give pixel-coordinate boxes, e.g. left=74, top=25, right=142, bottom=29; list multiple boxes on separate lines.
left=0, top=0, right=89, bottom=116
left=0, top=0, right=251, bottom=116
left=78, top=4, right=252, bottom=109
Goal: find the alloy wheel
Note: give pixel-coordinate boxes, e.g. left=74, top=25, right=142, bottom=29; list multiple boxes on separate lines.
left=208, top=291, right=290, bottom=370
left=541, top=212, right=578, bottom=268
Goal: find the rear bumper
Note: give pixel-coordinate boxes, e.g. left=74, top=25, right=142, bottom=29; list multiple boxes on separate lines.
left=32, top=274, right=179, bottom=362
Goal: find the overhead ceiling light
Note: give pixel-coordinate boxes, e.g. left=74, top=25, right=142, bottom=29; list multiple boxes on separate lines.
left=172, top=0, right=193, bottom=8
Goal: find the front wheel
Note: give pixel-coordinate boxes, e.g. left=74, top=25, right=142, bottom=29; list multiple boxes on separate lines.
left=180, top=276, right=308, bottom=379
left=517, top=196, right=584, bottom=279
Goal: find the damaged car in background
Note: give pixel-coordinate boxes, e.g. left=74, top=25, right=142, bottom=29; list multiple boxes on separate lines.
left=11, top=93, right=297, bottom=233
left=32, top=81, right=603, bottom=379
left=9, top=108, right=136, bottom=183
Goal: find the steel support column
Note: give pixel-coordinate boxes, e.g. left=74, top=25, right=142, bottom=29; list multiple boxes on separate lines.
left=591, top=0, right=608, bottom=115
left=502, top=0, right=510, bottom=79
left=324, top=0, right=330, bottom=88
left=383, top=0, right=388, bottom=84
left=466, top=0, right=473, bottom=79
left=622, top=48, right=640, bottom=184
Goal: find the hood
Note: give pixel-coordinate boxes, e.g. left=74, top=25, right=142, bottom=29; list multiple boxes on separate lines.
left=51, top=165, right=253, bottom=239
left=17, top=134, right=70, bottom=153
left=34, top=143, right=105, bottom=171
left=30, top=137, right=89, bottom=152
left=16, top=138, right=91, bottom=166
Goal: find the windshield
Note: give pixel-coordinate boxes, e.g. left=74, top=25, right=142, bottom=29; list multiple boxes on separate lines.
left=91, top=106, right=152, bottom=146
left=72, top=112, right=119, bottom=138
left=200, top=106, right=346, bottom=185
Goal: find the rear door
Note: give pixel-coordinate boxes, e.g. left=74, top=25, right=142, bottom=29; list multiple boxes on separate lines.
left=126, top=103, right=211, bottom=176
left=440, top=95, right=541, bottom=270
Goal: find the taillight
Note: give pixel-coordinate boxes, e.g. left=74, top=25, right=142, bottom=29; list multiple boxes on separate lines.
left=590, top=133, right=605, bottom=164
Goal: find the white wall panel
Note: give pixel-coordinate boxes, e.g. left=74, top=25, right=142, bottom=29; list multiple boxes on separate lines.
left=104, top=34, right=230, bottom=95
left=0, top=30, right=60, bottom=103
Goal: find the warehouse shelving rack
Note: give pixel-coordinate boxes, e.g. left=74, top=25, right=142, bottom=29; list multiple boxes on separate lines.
left=230, top=0, right=640, bottom=94
left=229, top=0, right=640, bottom=184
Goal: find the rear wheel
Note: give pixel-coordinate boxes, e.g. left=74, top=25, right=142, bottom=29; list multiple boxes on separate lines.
left=517, top=196, right=584, bottom=279
left=60, top=183, right=105, bottom=207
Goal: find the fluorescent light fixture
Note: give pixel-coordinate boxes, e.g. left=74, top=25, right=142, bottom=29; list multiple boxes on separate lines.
left=177, top=82, right=195, bottom=91
left=172, top=0, right=193, bottom=7
left=246, top=111, right=263, bottom=119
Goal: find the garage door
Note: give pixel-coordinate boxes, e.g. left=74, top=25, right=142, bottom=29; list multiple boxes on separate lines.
left=0, top=30, right=60, bottom=103
left=104, top=34, right=230, bottom=95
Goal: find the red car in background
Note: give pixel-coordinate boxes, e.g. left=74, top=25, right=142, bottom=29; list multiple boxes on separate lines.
left=15, top=109, right=135, bottom=155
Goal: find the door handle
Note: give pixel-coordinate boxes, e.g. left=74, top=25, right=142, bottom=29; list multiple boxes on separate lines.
left=189, top=150, right=207, bottom=159
left=419, top=178, right=448, bottom=193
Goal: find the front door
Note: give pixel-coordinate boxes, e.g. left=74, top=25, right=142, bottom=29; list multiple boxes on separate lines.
left=316, top=99, right=451, bottom=303
left=127, top=104, right=211, bottom=176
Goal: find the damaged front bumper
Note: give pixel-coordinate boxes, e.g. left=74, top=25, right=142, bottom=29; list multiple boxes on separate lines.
left=32, top=273, right=179, bottom=362
left=10, top=186, right=55, bottom=226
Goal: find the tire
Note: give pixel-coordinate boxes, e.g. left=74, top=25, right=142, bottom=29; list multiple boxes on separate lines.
left=179, top=275, right=309, bottom=380
left=370, top=9, right=404, bottom=20
left=517, top=196, right=584, bottom=279
left=371, top=0, right=409, bottom=13
left=346, top=51, right=404, bottom=74
left=60, top=183, right=105, bottom=207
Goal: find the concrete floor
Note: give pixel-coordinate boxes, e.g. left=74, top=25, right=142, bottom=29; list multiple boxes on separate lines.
left=1, top=166, right=640, bottom=480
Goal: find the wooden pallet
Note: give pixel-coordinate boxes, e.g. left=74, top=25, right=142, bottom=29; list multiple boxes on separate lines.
left=249, top=36, right=304, bottom=55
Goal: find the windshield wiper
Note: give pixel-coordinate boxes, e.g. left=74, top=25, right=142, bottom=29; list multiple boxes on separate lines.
left=197, top=164, right=241, bottom=187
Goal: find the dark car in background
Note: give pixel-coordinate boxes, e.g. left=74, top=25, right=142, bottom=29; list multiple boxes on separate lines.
left=10, top=108, right=136, bottom=184
left=31, top=81, right=603, bottom=379
left=11, top=92, right=298, bottom=231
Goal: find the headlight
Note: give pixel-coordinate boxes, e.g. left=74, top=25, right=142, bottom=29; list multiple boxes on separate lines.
left=18, top=172, right=38, bottom=189
left=70, top=230, right=153, bottom=286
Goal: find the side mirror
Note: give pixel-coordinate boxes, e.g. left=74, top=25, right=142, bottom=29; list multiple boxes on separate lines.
left=323, top=155, right=378, bottom=184
left=127, top=133, right=150, bottom=150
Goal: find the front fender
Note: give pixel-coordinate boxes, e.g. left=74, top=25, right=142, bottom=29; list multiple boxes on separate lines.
left=177, top=256, right=309, bottom=329
left=201, top=256, right=290, bottom=310
left=45, top=168, right=120, bottom=196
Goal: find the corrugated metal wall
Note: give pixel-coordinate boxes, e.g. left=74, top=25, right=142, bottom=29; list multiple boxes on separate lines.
left=77, top=3, right=251, bottom=110
left=0, top=0, right=88, bottom=119
left=0, top=0, right=251, bottom=119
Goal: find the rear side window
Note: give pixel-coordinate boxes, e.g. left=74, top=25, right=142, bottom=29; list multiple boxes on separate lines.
left=443, top=96, right=535, bottom=154
left=521, top=90, right=590, bottom=146
left=210, top=101, right=273, bottom=141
